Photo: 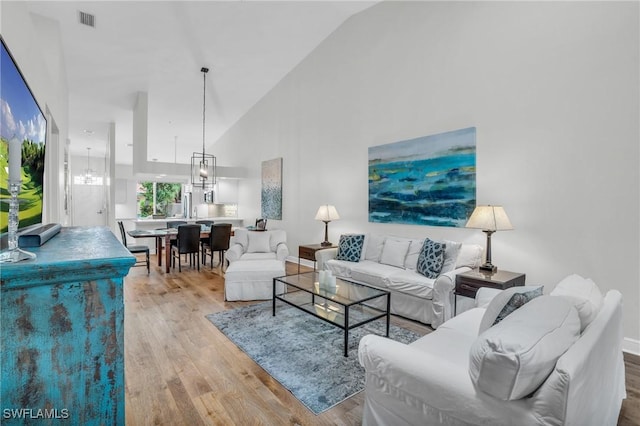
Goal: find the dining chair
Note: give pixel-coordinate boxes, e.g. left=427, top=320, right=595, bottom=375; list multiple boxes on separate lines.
left=171, top=224, right=201, bottom=272
left=117, top=221, right=150, bottom=273
left=167, top=220, right=187, bottom=229
left=202, top=223, right=232, bottom=270
left=196, top=220, right=214, bottom=247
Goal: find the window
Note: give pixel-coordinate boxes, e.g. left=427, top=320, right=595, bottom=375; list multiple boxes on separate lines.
left=136, top=182, right=182, bottom=218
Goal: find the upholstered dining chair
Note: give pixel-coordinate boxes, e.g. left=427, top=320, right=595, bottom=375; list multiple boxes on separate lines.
left=171, top=224, right=201, bottom=272
left=196, top=220, right=214, bottom=247
left=117, top=221, right=150, bottom=273
left=166, top=220, right=187, bottom=229
left=202, top=223, right=232, bottom=270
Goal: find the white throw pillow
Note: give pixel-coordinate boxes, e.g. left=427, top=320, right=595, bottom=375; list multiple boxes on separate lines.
left=379, top=238, right=410, bottom=269
left=550, top=274, right=603, bottom=332
left=247, top=232, right=271, bottom=253
left=469, top=295, right=580, bottom=401
left=364, top=234, right=386, bottom=262
left=403, top=239, right=424, bottom=270
left=455, top=244, right=483, bottom=269
left=479, top=285, right=544, bottom=334
left=439, top=240, right=462, bottom=273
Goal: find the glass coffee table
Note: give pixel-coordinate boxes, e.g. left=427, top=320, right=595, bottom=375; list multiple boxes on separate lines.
left=273, top=272, right=390, bottom=357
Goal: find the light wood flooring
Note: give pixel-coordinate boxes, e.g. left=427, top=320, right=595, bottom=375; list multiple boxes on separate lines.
left=124, top=256, right=640, bottom=425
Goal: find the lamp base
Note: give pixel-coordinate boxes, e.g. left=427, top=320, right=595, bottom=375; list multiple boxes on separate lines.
left=479, top=263, right=497, bottom=273
left=0, top=247, right=37, bottom=263
left=320, top=241, right=332, bottom=247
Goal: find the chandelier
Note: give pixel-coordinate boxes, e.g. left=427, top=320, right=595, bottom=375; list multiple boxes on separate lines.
left=84, top=147, right=97, bottom=184
left=190, top=67, right=216, bottom=190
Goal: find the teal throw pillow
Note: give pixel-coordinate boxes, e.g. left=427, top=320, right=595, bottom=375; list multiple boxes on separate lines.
left=493, top=287, right=543, bottom=326
left=336, top=234, right=365, bottom=262
left=416, top=238, right=445, bottom=279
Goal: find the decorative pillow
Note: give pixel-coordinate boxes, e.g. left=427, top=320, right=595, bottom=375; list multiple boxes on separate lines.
left=379, top=238, right=411, bottom=269
left=492, top=287, right=543, bottom=326
left=469, top=296, right=580, bottom=400
left=364, top=234, right=386, bottom=262
left=416, top=239, right=445, bottom=279
left=403, top=239, right=424, bottom=270
left=439, top=240, right=462, bottom=273
left=550, top=274, right=604, bottom=332
left=335, top=234, right=365, bottom=262
left=246, top=231, right=271, bottom=253
left=455, top=244, right=483, bottom=269
left=479, top=286, right=544, bottom=334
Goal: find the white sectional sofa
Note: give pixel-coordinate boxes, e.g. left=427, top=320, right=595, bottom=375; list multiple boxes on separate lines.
left=358, top=278, right=626, bottom=426
left=315, top=234, right=483, bottom=328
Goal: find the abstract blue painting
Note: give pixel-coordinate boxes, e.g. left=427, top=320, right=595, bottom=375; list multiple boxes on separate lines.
left=261, top=157, right=282, bottom=220
left=368, top=127, right=476, bottom=227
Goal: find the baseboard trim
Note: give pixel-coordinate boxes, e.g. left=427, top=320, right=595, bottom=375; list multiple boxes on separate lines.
left=623, top=337, right=640, bottom=356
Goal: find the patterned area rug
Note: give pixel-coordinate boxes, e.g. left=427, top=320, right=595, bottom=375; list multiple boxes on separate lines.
left=206, top=301, right=422, bottom=415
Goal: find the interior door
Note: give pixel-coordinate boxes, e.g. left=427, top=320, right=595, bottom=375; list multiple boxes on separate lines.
left=72, top=182, right=106, bottom=227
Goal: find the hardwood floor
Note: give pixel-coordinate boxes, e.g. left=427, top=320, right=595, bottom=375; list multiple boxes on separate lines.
left=124, top=257, right=640, bottom=425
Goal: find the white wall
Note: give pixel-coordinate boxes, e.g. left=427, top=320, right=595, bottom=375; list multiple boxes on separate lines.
left=2, top=2, right=69, bottom=225
left=213, top=2, right=640, bottom=348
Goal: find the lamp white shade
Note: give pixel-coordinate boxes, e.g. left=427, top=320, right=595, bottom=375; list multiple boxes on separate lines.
left=465, top=205, right=513, bottom=231
left=315, top=205, right=340, bottom=222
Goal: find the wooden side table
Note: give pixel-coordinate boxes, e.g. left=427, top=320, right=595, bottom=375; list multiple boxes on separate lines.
left=298, top=243, right=337, bottom=273
left=454, top=269, right=526, bottom=315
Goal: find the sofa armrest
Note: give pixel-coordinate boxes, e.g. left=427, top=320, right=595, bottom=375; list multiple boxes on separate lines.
left=431, top=266, right=471, bottom=328
left=315, top=247, right=338, bottom=270
left=276, top=242, right=289, bottom=261
left=226, top=244, right=244, bottom=263
left=475, top=287, right=502, bottom=308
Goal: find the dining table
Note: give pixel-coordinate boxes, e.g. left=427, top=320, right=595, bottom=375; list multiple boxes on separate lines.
left=127, top=226, right=210, bottom=273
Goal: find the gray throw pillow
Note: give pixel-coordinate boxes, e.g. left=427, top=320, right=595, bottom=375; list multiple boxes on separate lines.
left=335, top=234, right=365, bottom=262
left=416, top=238, right=445, bottom=279
left=493, top=287, right=543, bottom=326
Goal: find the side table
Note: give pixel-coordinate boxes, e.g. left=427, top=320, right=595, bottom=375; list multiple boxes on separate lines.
left=454, top=269, right=526, bottom=315
left=298, top=243, right=337, bottom=273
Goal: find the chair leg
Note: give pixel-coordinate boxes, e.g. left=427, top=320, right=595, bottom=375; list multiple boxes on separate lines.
left=146, top=251, right=150, bottom=274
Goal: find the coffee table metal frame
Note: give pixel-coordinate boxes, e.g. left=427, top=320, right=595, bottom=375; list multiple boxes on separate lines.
left=272, top=271, right=390, bottom=357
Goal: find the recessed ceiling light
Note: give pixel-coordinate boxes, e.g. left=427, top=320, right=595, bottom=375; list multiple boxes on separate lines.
left=126, top=143, right=133, bottom=147
left=83, top=129, right=94, bottom=135
left=152, top=158, right=158, bottom=161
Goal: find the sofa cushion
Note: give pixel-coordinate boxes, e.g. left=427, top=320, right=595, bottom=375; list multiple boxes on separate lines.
left=363, top=234, right=386, bottom=262
left=385, top=270, right=435, bottom=299
left=247, top=231, right=271, bottom=253
left=326, top=259, right=357, bottom=279
left=240, top=252, right=277, bottom=261
left=479, top=286, right=544, bottom=334
left=404, top=239, right=424, bottom=270
left=455, top=244, right=483, bottom=269
left=469, top=295, right=580, bottom=400
left=416, top=239, right=445, bottom=279
left=439, top=240, right=462, bottom=273
left=379, top=238, right=410, bottom=269
left=351, top=261, right=398, bottom=288
left=336, top=234, right=365, bottom=262
left=550, top=274, right=603, bottom=332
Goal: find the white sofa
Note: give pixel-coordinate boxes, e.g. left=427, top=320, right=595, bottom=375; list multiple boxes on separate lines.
left=316, top=234, right=483, bottom=328
left=358, top=281, right=626, bottom=426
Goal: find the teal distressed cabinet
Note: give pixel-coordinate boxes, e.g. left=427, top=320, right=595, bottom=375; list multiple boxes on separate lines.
left=1, top=227, right=135, bottom=425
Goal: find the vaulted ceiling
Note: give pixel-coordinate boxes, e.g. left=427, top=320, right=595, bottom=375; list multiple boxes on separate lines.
left=24, top=1, right=376, bottom=167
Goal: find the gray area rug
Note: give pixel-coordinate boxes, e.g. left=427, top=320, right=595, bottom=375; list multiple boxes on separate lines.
left=206, top=301, right=422, bottom=415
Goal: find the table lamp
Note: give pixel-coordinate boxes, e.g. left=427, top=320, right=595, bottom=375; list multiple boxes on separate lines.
left=465, top=205, right=513, bottom=272
left=315, top=205, right=340, bottom=247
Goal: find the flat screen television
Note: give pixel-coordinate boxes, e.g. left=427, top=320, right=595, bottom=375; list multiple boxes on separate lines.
left=0, top=36, right=47, bottom=234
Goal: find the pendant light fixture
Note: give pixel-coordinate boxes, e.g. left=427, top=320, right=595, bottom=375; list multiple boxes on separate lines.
left=190, top=67, right=216, bottom=190
left=84, top=147, right=96, bottom=184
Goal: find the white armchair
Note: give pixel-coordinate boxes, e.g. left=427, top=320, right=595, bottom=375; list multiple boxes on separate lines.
left=226, top=229, right=289, bottom=264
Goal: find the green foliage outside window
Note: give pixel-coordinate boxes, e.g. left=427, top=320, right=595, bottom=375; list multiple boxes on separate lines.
left=137, top=182, right=182, bottom=218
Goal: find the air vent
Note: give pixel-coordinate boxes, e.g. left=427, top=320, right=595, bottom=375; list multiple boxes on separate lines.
left=78, top=11, right=95, bottom=28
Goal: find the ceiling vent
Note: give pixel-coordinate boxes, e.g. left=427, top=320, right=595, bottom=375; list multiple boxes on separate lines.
left=78, top=11, right=95, bottom=28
